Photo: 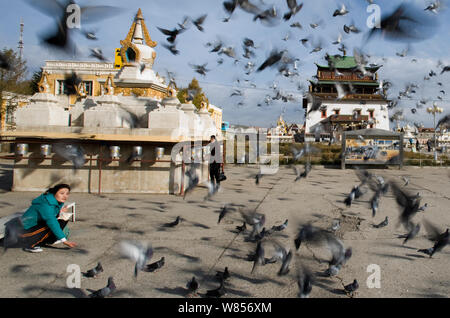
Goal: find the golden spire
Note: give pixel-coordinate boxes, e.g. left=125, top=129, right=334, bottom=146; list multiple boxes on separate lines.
left=121, top=8, right=157, bottom=48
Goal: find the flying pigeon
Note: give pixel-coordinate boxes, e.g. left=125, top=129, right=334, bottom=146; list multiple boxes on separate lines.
left=119, top=240, right=153, bottom=278
left=53, top=143, right=86, bottom=169
left=297, top=265, right=313, bottom=298
left=144, top=257, right=165, bottom=272
left=417, top=220, right=449, bottom=257
left=283, top=0, right=303, bottom=21
left=398, top=223, right=421, bottom=244
left=333, top=4, right=349, bottom=17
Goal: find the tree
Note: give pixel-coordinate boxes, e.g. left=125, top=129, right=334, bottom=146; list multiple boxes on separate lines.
left=0, top=48, right=32, bottom=128
left=29, top=68, right=43, bottom=94
left=177, top=78, right=209, bottom=110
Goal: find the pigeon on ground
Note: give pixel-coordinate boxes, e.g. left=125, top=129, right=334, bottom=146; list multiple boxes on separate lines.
left=89, top=277, right=116, bottom=298
left=83, top=262, right=103, bottom=278
left=331, top=219, right=340, bottom=232
left=373, top=217, right=388, bottom=228
left=164, top=216, right=181, bottom=228
left=271, top=219, right=288, bottom=232
left=205, top=280, right=226, bottom=298
left=119, top=240, right=153, bottom=278
left=216, top=267, right=230, bottom=282
left=236, top=222, right=247, bottom=232
left=144, top=257, right=165, bottom=272
left=418, top=203, right=428, bottom=212
left=344, top=279, right=359, bottom=293
left=187, top=276, right=199, bottom=293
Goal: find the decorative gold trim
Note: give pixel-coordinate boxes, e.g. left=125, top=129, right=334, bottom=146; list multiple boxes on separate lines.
left=119, top=9, right=156, bottom=66
left=37, top=71, right=50, bottom=93
left=104, top=74, right=116, bottom=95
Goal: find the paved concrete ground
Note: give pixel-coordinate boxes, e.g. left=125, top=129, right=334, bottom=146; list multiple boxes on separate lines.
left=0, top=160, right=449, bottom=298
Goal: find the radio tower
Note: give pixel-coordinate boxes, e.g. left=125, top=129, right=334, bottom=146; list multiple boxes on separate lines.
left=18, top=18, right=24, bottom=60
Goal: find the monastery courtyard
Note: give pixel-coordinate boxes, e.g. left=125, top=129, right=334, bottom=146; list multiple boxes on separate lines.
left=0, top=159, right=449, bottom=298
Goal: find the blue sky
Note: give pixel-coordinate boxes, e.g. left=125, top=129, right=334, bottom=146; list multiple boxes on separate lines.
left=1, top=0, right=449, bottom=128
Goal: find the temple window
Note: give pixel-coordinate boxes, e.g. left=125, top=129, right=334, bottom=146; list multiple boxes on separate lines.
left=83, top=81, right=93, bottom=96
left=368, top=110, right=374, bottom=118
left=56, top=80, right=70, bottom=95
left=321, top=109, right=327, bottom=118
left=334, top=109, right=340, bottom=115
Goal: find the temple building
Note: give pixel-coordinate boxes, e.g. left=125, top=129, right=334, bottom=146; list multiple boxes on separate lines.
left=303, top=55, right=389, bottom=142
left=0, top=9, right=222, bottom=194
left=0, top=8, right=222, bottom=132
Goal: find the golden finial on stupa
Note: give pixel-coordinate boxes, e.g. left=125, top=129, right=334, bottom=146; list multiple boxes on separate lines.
left=37, top=71, right=50, bottom=93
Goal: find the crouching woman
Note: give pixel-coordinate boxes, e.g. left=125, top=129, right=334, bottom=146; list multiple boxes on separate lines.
left=5, top=184, right=77, bottom=253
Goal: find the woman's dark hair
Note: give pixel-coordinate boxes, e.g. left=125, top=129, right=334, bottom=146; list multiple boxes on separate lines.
left=45, top=183, right=71, bottom=195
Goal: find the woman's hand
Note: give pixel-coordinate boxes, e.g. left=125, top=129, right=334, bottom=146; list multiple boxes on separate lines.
left=60, top=206, right=69, bottom=213
left=63, top=241, right=77, bottom=248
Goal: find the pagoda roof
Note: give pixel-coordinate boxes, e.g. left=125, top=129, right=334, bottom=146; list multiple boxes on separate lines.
left=316, top=56, right=381, bottom=71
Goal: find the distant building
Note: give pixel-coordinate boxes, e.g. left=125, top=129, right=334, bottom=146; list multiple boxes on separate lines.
left=267, top=115, right=294, bottom=143
left=303, top=55, right=389, bottom=142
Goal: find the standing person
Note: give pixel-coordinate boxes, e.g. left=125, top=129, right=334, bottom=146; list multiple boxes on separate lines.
left=4, top=184, right=77, bottom=253
left=427, top=139, right=432, bottom=152
left=208, top=135, right=222, bottom=190
left=416, top=139, right=420, bottom=152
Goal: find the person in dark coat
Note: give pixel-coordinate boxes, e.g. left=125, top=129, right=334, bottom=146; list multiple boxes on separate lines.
left=208, top=135, right=222, bottom=189
left=4, top=184, right=77, bottom=253
left=427, top=139, right=432, bottom=152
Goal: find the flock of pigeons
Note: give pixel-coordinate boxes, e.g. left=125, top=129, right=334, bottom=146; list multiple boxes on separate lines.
left=75, top=147, right=447, bottom=298
left=6, top=0, right=448, bottom=126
